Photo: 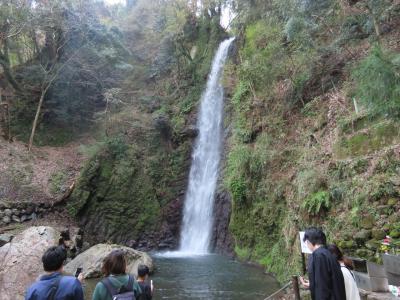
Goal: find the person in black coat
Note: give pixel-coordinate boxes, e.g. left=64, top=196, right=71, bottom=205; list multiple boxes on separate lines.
left=299, top=227, right=346, bottom=300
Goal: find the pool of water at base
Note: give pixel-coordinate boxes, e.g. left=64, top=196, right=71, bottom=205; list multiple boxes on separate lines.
left=84, top=254, right=280, bottom=300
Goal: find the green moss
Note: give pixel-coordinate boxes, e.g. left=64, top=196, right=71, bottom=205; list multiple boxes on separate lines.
left=334, top=121, right=400, bottom=159
left=49, top=170, right=68, bottom=196
left=234, top=245, right=251, bottom=260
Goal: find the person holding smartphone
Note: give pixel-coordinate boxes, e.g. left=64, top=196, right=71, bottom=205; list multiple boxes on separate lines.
left=137, top=264, right=153, bottom=300
left=25, top=246, right=84, bottom=300
left=299, top=227, right=346, bottom=300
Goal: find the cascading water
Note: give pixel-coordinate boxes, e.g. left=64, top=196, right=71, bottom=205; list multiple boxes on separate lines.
left=179, top=37, right=235, bottom=255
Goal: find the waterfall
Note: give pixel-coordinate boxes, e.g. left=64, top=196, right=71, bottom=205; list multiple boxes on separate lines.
left=179, top=37, right=235, bottom=255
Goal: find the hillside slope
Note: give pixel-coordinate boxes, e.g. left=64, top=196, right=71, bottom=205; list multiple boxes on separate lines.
left=222, top=0, right=400, bottom=281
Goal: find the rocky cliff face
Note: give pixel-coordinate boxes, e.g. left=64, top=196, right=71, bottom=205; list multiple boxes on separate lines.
left=66, top=16, right=229, bottom=251
left=211, top=190, right=235, bottom=256
left=68, top=129, right=193, bottom=250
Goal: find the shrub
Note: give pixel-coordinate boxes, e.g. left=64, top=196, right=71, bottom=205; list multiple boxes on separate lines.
left=296, top=169, right=327, bottom=201
left=229, top=176, right=248, bottom=205
left=352, top=46, right=400, bottom=117
left=302, top=190, right=331, bottom=215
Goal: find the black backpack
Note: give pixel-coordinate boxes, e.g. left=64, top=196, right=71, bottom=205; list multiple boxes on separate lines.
left=101, top=275, right=136, bottom=300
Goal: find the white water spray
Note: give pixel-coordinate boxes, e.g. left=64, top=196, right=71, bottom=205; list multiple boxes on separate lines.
left=179, top=37, right=235, bottom=255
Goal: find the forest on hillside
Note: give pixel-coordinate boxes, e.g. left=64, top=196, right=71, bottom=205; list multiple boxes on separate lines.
left=1, top=0, right=400, bottom=284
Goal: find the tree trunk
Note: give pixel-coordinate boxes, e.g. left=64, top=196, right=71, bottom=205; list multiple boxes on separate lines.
left=372, top=16, right=381, bottom=38
left=28, top=86, right=48, bottom=151
left=366, top=5, right=381, bottom=39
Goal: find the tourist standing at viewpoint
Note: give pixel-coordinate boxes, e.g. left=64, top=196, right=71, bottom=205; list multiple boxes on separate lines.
left=92, top=249, right=142, bottom=300
left=299, top=227, right=346, bottom=300
left=328, top=244, right=361, bottom=300
left=25, top=246, right=84, bottom=300
left=137, top=264, right=153, bottom=300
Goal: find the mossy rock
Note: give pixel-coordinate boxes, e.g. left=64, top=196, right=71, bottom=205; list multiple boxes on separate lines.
left=355, top=248, right=375, bottom=259
left=361, top=215, right=375, bottom=230
left=338, top=240, right=356, bottom=249
left=354, top=229, right=372, bottom=243
left=388, top=214, right=400, bottom=223
left=334, top=122, right=400, bottom=159
left=342, top=231, right=353, bottom=241
left=376, top=205, right=391, bottom=215
left=371, top=229, right=387, bottom=240
left=365, top=239, right=380, bottom=251
left=387, top=198, right=398, bottom=207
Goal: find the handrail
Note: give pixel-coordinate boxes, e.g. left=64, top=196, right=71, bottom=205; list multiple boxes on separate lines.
left=263, top=281, right=292, bottom=300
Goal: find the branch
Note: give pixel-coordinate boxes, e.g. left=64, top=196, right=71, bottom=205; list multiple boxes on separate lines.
left=6, top=23, right=26, bottom=39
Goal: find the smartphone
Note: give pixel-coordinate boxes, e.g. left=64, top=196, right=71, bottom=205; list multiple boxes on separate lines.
left=74, top=267, right=83, bottom=277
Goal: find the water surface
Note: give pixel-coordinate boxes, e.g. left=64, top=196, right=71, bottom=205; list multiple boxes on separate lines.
left=84, top=254, right=280, bottom=300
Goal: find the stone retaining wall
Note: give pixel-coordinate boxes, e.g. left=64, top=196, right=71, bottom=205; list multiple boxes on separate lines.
left=0, top=201, right=55, bottom=226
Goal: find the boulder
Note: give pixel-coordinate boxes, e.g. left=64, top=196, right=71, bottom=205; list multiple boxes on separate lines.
left=355, top=248, right=374, bottom=258
left=387, top=198, right=398, bottom=207
left=0, top=226, right=60, bottom=300
left=0, top=233, right=13, bottom=247
left=2, top=215, right=11, bottom=224
left=181, top=125, right=199, bottom=139
left=361, top=215, right=375, bottom=230
left=388, top=213, right=400, bottom=223
left=371, top=229, right=386, bottom=240
left=355, top=229, right=372, bottom=243
left=29, top=212, right=37, bottom=220
left=365, top=239, right=380, bottom=251
left=4, top=208, right=12, bottom=217
left=64, top=244, right=153, bottom=279
left=12, top=215, right=21, bottom=223
left=338, top=240, right=356, bottom=249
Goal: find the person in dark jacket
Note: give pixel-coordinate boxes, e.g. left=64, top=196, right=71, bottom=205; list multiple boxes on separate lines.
left=25, top=246, right=84, bottom=300
left=299, top=227, right=346, bottom=300
left=137, top=264, right=153, bottom=300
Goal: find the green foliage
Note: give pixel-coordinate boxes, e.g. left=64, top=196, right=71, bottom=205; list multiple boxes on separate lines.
left=352, top=46, right=400, bottom=117
left=5, top=0, right=131, bottom=145
left=302, top=191, right=330, bottom=215
left=234, top=245, right=251, bottom=260
left=225, top=146, right=252, bottom=205
left=296, top=169, right=327, bottom=201
left=284, top=16, right=314, bottom=48
left=241, top=21, right=285, bottom=90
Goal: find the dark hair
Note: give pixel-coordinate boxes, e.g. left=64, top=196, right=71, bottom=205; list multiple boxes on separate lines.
left=137, top=264, right=150, bottom=278
left=327, top=244, right=354, bottom=270
left=42, top=246, right=67, bottom=272
left=101, top=249, right=127, bottom=276
left=303, top=227, right=327, bottom=246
